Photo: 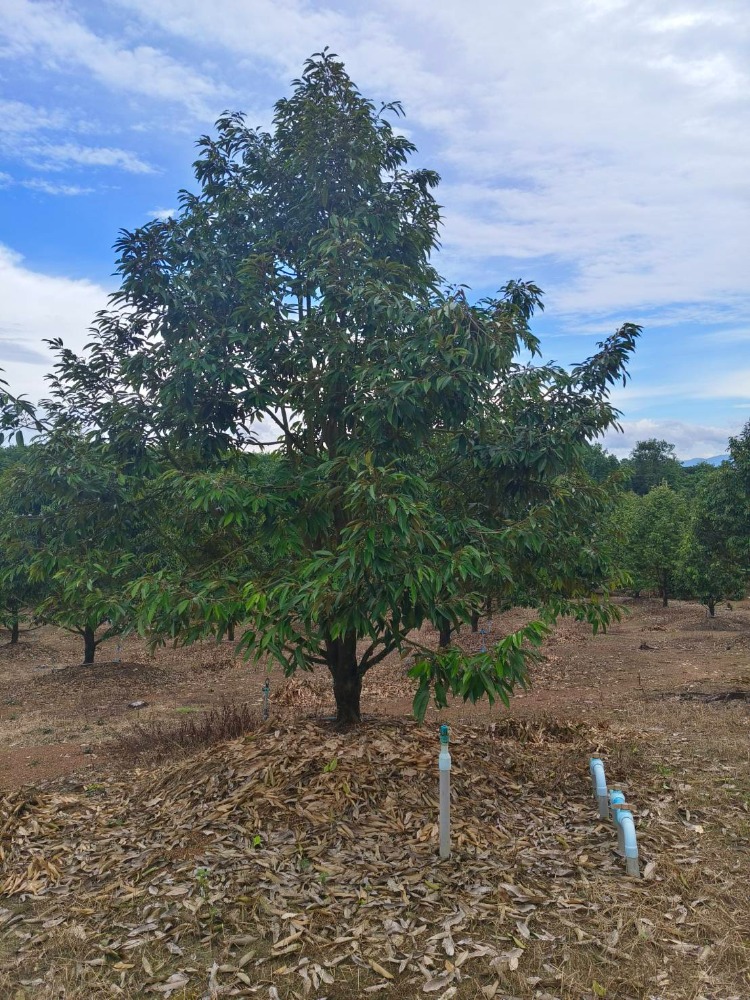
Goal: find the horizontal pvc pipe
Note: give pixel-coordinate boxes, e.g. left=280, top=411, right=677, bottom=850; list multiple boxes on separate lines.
left=589, top=757, right=609, bottom=819
left=610, top=790, right=639, bottom=877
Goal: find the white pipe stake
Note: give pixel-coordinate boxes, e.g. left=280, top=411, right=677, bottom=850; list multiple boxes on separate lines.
left=439, top=724, right=451, bottom=859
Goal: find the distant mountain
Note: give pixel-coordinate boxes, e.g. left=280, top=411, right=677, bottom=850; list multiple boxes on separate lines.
left=681, top=455, right=728, bottom=467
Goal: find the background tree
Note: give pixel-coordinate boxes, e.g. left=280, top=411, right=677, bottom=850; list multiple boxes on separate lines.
left=0, top=444, right=43, bottom=644
left=0, top=433, right=161, bottom=663
left=579, top=442, right=620, bottom=484
left=41, top=52, right=640, bottom=724
left=637, top=484, right=687, bottom=606
left=608, top=491, right=649, bottom=598
left=622, top=438, right=683, bottom=495
left=727, top=421, right=750, bottom=553
left=678, top=422, right=750, bottom=613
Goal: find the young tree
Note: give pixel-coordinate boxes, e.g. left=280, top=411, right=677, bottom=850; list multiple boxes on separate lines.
left=42, top=52, right=640, bottom=724
left=0, top=433, right=161, bottom=663
left=680, top=456, right=747, bottom=615
left=638, top=484, right=687, bottom=606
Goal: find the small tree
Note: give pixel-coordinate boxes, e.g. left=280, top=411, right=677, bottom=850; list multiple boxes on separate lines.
left=638, top=484, right=687, bottom=606
left=0, top=433, right=159, bottom=663
left=681, top=467, right=747, bottom=615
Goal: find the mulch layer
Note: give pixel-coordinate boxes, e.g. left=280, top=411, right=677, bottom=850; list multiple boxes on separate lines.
left=1, top=717, right=747, bottom=999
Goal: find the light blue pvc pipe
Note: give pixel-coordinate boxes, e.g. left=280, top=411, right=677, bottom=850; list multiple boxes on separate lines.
left=589, top=757, right=608, bottom=819
left=610, top=790, right=639, bottom=877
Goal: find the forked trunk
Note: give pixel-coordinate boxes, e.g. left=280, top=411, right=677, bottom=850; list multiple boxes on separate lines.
left=327, top=632, right=361, bottom=725
left=83, top=625, right=97, bottom=665
left=708, top=599, right=716, bottom=618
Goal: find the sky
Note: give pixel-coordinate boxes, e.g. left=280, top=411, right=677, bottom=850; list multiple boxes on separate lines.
left=0, top=0, right=748, bottom=459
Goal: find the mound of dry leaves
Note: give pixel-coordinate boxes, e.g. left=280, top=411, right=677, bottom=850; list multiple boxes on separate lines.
left=0, top=718, right=747, bottom=1000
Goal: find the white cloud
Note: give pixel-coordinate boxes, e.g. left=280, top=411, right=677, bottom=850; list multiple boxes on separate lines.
left=0, top=98, right=67, bottom=134
left=0, top=245, right=109, bottom=404
left=149, top=207, right=176, bottom=220
left=602, top=418, right=737, bottom=460
left=0, top=99, right=154, bottom=175
left=0, top=0, right=229, bottom=117
left=611, top=368, right=750, bottom=409
left=26, top=142, right=155, bottom=174
left=20, top=178, right=94, bottom=196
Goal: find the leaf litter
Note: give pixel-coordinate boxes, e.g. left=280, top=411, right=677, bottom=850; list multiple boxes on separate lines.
left=0, top=716, right=748, bottom=999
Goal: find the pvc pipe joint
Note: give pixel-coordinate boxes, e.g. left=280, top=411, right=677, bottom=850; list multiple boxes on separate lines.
left=609, top=789, right=639, bottom=877
left=589, top=757, right=609, bottom=819
left=439, top=725, right=451, bottom=770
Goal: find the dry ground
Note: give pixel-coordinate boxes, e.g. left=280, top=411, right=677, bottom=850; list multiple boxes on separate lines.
left=0, top=598, right=748, bottom=999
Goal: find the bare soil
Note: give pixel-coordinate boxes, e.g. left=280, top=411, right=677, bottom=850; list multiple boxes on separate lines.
left=1, top=598, right=748, bottom=792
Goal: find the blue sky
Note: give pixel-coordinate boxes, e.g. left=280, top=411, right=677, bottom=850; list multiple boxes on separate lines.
left=1, top=0, right=748, bottom=458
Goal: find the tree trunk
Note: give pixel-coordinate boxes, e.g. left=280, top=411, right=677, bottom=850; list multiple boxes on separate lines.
left=708, top=599, right=716, bottom=618
left=83, top=626, right=97, bottom=665
left=10, top=618, right=19, bottom=645
left=661, top=570, right=668, bottom=607
left=438, top=620, right=452, bottom=648
left=471, top=612, right=479, bottom=633
left=484, top=596, right=492, bottom=616
left=327, top=633, right=361, bottom=725
left=227, top=621, right=235, bottom=642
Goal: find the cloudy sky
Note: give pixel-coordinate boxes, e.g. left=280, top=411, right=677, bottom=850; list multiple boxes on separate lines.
left=1, top=0, right=748, bottom=458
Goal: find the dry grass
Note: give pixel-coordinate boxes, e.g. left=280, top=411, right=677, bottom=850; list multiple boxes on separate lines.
left=109, top=700, right=260, bottom=763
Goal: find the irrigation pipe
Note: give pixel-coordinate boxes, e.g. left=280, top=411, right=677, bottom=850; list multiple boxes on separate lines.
left=609, top=790, right=640, bottom=877
left=589, top=756, right=609, bottom=819
left=588, top=756, right=641, bottom=876
left=439, top=724, right=451, bottom=860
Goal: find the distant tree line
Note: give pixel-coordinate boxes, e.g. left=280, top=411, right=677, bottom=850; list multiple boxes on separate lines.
left=582, top=433, right=750, bottom=613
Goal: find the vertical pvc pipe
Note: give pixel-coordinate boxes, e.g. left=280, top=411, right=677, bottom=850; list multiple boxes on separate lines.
left=589, top=757, right=609, bottom=819
left=610, top=789, right=639, bottom=877
left=609, top=790, right=627, bottom=855
left=439, top=724, right=451, bottom=860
